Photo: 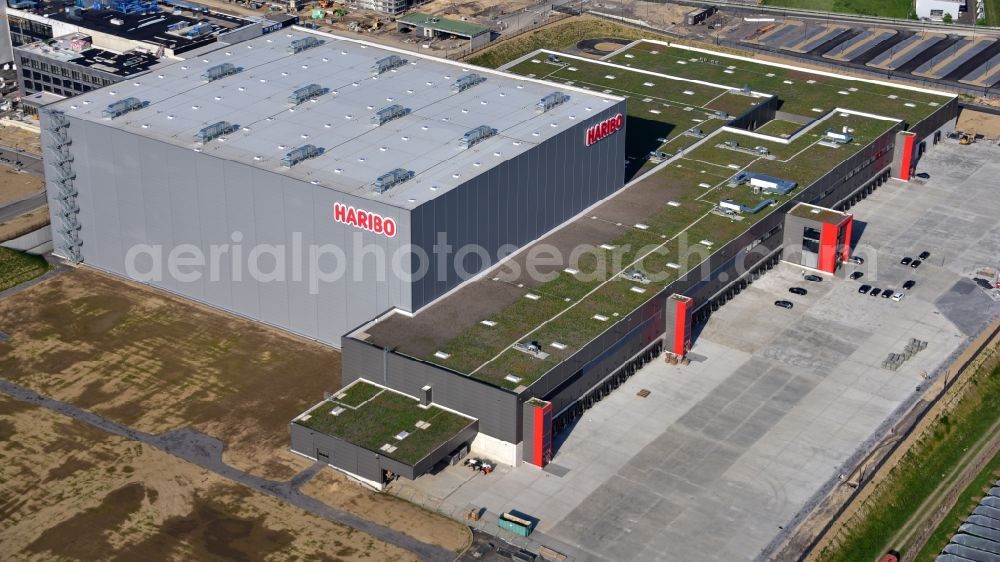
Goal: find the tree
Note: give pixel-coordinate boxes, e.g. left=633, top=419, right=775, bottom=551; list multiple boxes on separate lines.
left=943, top=12, right=953, bottom=23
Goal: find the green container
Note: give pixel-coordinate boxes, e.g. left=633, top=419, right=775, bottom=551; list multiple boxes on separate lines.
left=498, top=512, right=533, bottom=537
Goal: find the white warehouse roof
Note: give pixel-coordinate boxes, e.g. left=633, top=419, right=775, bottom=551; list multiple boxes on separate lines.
left=49, top=28, right=623, bottom=210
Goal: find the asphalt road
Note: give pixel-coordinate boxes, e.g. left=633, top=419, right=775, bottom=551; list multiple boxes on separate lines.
left=0, top=191, right=46, bottom=223
left=0, top=378, right=458, bottom=562
left=0, top=143, right=43, bottom=176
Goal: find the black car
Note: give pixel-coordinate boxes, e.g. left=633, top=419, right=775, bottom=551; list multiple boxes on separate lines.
left=915, top=172, right=930, bottom=179
left=870, top=288, right=882, bottom=297
left=903, top=280, right=916, bottom=290
left=975, top=277, right=994, bottom=290
left=850, top=271, right=864, bottom=280
left=859, top=284, right=872, bottom=293
left=919, top=251, right=930, bottom=260
left=789, top=287, right=808, bottom=296
left=804, top=274, right=823, bottom=282
left=901, top=257, right=912, bottom=266
left=775, top=300, right=793, bottom=309
left=910, top=259, right=922, bottom=268
left=882, top=288, right=894, bottom=298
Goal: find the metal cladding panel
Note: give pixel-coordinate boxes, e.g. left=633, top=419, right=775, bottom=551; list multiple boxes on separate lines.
left=59, top=117, right=415, bottom=347
left=409, top=100, right=627, bottom=310
left=818, top=222, right=839, bottom=273
left=342, top=337, right=519, bottom=442
left=411, top=421, right=478, bottom=477
left=841, top=216, right=854, bottom=262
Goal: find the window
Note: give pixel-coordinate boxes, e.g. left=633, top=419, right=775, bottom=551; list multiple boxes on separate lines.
left=21, top=69, right=29, bottom=78
left=71, top=70, right=80, bottom=80
left=803, top=227, right=821, bottom=241
left=41, top=74, right=50, bottom=84
left=29, top=59, right=39, bottom=69
left=39, top=62, right=49, bottom=73
left=60, top=67, right=70, bottom=77
left=32, top=71, right=40, bottom=80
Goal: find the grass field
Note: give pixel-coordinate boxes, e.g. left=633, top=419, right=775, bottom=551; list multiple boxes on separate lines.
left=761, top=0, right=912, bottom=19
left=0, top=395, right=419, bottom=562
left=467, top=18, right=657, bottom=69
left=818, top=345, right=1000, bottom=562
left=914, top=447, right=1000, bottom=560
left=986, top=0, right=1000, bottom=26
left=0, top=247, right=48, bottom=292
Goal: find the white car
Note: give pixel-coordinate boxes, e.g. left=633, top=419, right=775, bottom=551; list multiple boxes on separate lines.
left=891, top=292, right=904, bottom=302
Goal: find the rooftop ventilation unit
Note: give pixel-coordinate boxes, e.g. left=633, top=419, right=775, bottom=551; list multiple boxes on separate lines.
left=288, top=36, right=324, bottom=54
left=288, top=83, right=330, bottom=105
left=373, top=168, right=414, bottom=193
left=281, top=144, right=325, bottom=167
left=535, top=91, right=570, bottom=113
left=371, top=55, right=406, bottom=75
left=102, top=97, right=148, bottom=119
left=194, top=121, right=239, bottom=143
left=202, top=63, right=242, bottom=82
left=370, top=104, right=410, bottom=126
left=451, top=73, right=486, bottom=93
left=460, top=125, right=498, bottom=149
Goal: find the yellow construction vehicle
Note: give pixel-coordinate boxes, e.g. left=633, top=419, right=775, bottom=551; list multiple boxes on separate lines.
left=959, top=131, right=974, bottom=145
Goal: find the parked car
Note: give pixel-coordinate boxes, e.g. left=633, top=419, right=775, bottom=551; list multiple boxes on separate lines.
left=915, top=172, right=930, bottom=179
left=850, top=271, right=864, bottom=280
left=891, top=292, right=904, bottom=302
left=804, top=274, right=823, bottom=282
left=848, top=256, right=864, bottom=265
left=880, top=549, right=901, bottom=562
left=975, top=277, right=994, bottom=290
left=789, top=287, right=808, bottom=295
left=918, top=251, right=930, bottom=260
left=870, top=288, right=882, bottom=297
left=901, top=257, right=912, bottom=266
left=882, top=288, right=894, bottom=299
left=859, top=284, right=872, bottom=293
left=903, top=280, right=916, bottom=290
left=910, top=259, right=922, bottom=268
left=774, top=300, right=793, bottom=309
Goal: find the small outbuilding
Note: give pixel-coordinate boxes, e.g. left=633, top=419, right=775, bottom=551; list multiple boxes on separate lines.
left=396, top=12, right=491, bottom=50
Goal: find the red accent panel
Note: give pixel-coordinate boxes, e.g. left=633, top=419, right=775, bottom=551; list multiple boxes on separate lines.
left=899, top=134, right=915, bottom=181
left=672, top=298, right=692, bottom=356
left=841, top=215, right=854, bottom=262
left=818, top=223, right=838, bottom=273
left=531, top=403, right=552, bottom=467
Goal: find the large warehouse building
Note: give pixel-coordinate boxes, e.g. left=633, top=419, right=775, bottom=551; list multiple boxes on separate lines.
left=41, top=29, right=626, bottom=344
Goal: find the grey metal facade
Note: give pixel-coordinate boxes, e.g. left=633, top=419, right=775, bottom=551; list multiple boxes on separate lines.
left=343, top=100, right=959, bottom=450
left=41, top=95, right=623, bottom=347
left=410, top=101, right=626, bottom=309
left=289, top=415, right=478, bottom=481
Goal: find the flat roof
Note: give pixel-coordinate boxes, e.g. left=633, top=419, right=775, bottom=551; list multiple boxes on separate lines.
left=788, top=202, right=850, bottom=223
left=397, top=12, right=490, bottom=38
left=355, top=45, right=940, bottom=390
left=16, top=34, right=160, bottom=77
left=50, top=28, right=619, bottom=211
left=294, top=381, right=475, bottom=465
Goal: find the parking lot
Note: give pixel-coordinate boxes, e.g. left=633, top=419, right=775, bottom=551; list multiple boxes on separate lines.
left=390, top=139, right=1000, bottom=561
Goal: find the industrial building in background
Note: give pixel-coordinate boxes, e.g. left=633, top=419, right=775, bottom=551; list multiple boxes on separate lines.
left=2, top=0, right=296, bottom=109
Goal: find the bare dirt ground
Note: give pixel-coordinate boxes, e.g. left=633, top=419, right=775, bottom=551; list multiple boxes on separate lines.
left=419, top=0, right=535, bottom=20
left=0, top=125, right=41, bottom=155
left=0, top=266, right=472, bottom=554
left=0, top=170, right=42, bottom=206
left=301, top=469, right=472, bottom=553
left=0, top=394, right=418, bottom=562
left=957, top=107, right=1000, bottom=140
left=0, top=268, right=337, bottom=482
left=0, top=205, right=48, bottom=243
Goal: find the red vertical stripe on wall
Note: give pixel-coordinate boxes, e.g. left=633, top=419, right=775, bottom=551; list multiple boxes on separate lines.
left=841, top=216, right=854, bottom=263
left=533, top=405, right=543, bottom=466
left=818, top=223, right=838, bottom=273
left=673, top=298, right=690, bottom=356
left=899, top=134, right=915, bottom=181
